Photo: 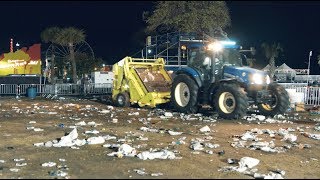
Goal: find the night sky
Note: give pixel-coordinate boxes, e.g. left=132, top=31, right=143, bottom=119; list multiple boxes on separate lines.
left=0, top=1, right=319, bottom=74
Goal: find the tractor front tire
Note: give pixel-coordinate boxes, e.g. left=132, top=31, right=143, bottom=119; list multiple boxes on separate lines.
left=115, top=92, right=130, bottom=107
left=171, top=74, right=199, bottom=114
left=258, top=83, right=290, bottom=117
left=214, top=83, right=249, bottom=119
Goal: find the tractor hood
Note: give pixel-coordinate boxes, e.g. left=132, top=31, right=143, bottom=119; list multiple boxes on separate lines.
left=223, top=65, right=271, bottom=85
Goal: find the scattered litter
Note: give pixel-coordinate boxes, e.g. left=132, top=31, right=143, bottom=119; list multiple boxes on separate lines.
left=34, top=128, right=44, bottom=132
left=151, top=172, right=163, bottom=177
left=302, top=132, right=320, bottom=140
left=59, top=159, right=66, bottom=162
left=9, top=168, right=20, bottom=172
left=49, top=170, right=68, bottom=177
left=128, top=112, right=139, bottom=116
left=190, top=142, right=204, bottom=151
left=85, top=130, right=100, bottom=134
left=87, top=136, right=105, bottom=145
left=164, top=112, right=173, bottom=117
left=16, top=162, right=27, bottom=166
left=281, top=133, right=297, bottom=143
left=205, top=143, right=220, bottom=149
left=217, top=150, right=225, bottom=156
left=34, top=142, right=44, bottom=147
left=168, top=130, right=183, bottom=136
left=239, top=157, right=260, bottom=169
left=42, top=162, right=57, bottom=167
left=52, top=128, right=79, bottom=147
left=227, top=158, right=239, bottom=164
left=137, top=150, right=176, bottom=160
left=75, top=121, right=86, bottom=126
left=103, top=135, right=117, bottom=141
left=133, top=168, right=147, bottom=175
left=254, top=171, right=284, bottom=179
left=140, top=127, right=159, bottom=133
left=199, top=125, right=211, bottom=132
left=99, top=109, right=110, bottom=114
left=13, top=158, right=25, bottom=162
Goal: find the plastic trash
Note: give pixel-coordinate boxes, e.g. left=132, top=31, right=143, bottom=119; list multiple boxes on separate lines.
left=168, top=130, right=183, bottom=136
left=42, top=162, right=57, bottom=167
left=53, top=128, right=78, bottom=147
left=16, top=162, right=27, bottom=166
left=238, top=157, right=260, bottom=169
left=133, top=168, right=147, bottom=175
left=151, top=172, right=163, bottom=176
left=164, top=112, right=173, bottom=117
left=87, top=136, right=105, bottom=145
left=117, top=144, right=137, bottom=157
left=34, top=142, right=44, bottom=147
left=200, top=125, right=211, bottom=132
left=282, top=134, right=297, bottom=143
left=43, top=141, right=53, bottom=147
left=190, top=142, right=204, bottom=151
left=137, top=150, right=175, bottom=160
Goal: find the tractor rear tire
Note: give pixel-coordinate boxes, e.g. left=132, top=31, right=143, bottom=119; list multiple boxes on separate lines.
left=214, top=83, right=249, bottom=119
left=171, top=74, right=199, bottom=114
left=115, top=92, right=130, bottom=107
left=258, top=83, right=290, bottom=117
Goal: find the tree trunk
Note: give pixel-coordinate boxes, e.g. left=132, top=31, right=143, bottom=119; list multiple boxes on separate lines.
left=51, top=46, right=56, bottom=84
left=69, top=43, right=77, bottom=83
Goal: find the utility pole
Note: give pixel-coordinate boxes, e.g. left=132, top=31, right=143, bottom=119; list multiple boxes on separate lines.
left=307, top=50, right=312, bottom=86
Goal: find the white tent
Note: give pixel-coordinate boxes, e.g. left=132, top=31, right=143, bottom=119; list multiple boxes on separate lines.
left=261, top=64, right=271, bottom=72
left=275, top=63, right=296, bottom=75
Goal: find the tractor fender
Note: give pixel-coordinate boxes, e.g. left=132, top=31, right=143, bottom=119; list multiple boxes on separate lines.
left=174, top=67, right=202, bottom=87
left=208, top=78, right=245, bottom=104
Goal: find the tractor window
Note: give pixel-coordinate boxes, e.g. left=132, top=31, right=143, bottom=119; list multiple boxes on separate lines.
left=188, top=49, right=207, bottom=68
left=220, top=49, right=242, bottom=66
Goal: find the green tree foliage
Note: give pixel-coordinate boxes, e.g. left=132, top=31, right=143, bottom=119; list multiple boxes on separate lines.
left=261, top=42, right=283, bottom=78
left=317, top=54, right=320, bottom=66
left=40, top=27, right=61, bottom=82
left=76, top=54, right=104, bottom=76
left=41, top=27, right=86, bottom=83
left=145, top=1, right=231, bottom=35
left=55, top=27, right=86, bottom=83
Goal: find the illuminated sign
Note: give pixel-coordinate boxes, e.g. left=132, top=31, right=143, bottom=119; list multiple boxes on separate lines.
left=0, top=44, right=41, bottom=76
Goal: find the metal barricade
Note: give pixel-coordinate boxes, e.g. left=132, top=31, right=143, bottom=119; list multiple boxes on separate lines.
left=0, top=84, right=17, bottom=95
left=305, top=87, right=320, bottom=106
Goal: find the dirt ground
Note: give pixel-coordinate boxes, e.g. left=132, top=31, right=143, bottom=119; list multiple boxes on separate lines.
left=0, top=96, right=319, bottom=179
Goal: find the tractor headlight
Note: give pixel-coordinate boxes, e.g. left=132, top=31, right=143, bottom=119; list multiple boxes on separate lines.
left=251, top=73, right=264, bottom=85
left=207, top=42, right=223, bottom=52
left=266, top=75, right=271, bottom=84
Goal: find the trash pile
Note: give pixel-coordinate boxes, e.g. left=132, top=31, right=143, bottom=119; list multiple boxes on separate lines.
left=219, top=156, right=285, bottom=179
left=229, top=127, right=314, bottom=153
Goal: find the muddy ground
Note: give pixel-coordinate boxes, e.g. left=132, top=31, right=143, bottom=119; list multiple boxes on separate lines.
left=0, top=96, right=319, bottom=179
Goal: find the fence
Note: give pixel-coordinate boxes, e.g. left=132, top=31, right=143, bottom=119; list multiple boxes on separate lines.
left=0, top=83, right=319, bottom=106
left=0, top=83, right=113, bottom=97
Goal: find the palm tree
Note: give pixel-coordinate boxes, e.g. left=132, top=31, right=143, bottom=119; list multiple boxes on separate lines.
left=40, top=27, right=61, bottom=83
left=261, top=42, right=283, bottom=78
left=55, top=27, right=86, bottom=83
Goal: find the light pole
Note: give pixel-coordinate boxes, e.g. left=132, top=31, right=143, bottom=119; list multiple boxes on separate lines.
left=307, top=50, right=312, bottom=86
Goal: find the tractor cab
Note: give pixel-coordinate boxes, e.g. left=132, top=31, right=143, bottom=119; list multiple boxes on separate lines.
left=183, top=40, right=244, bottom=82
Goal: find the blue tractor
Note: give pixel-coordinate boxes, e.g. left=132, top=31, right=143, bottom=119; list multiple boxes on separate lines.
left=144, top=32, right=290, bottom=119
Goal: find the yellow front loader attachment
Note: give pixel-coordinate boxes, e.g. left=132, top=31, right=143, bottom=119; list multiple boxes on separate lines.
left=112, top=56, right=172, bottom=108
